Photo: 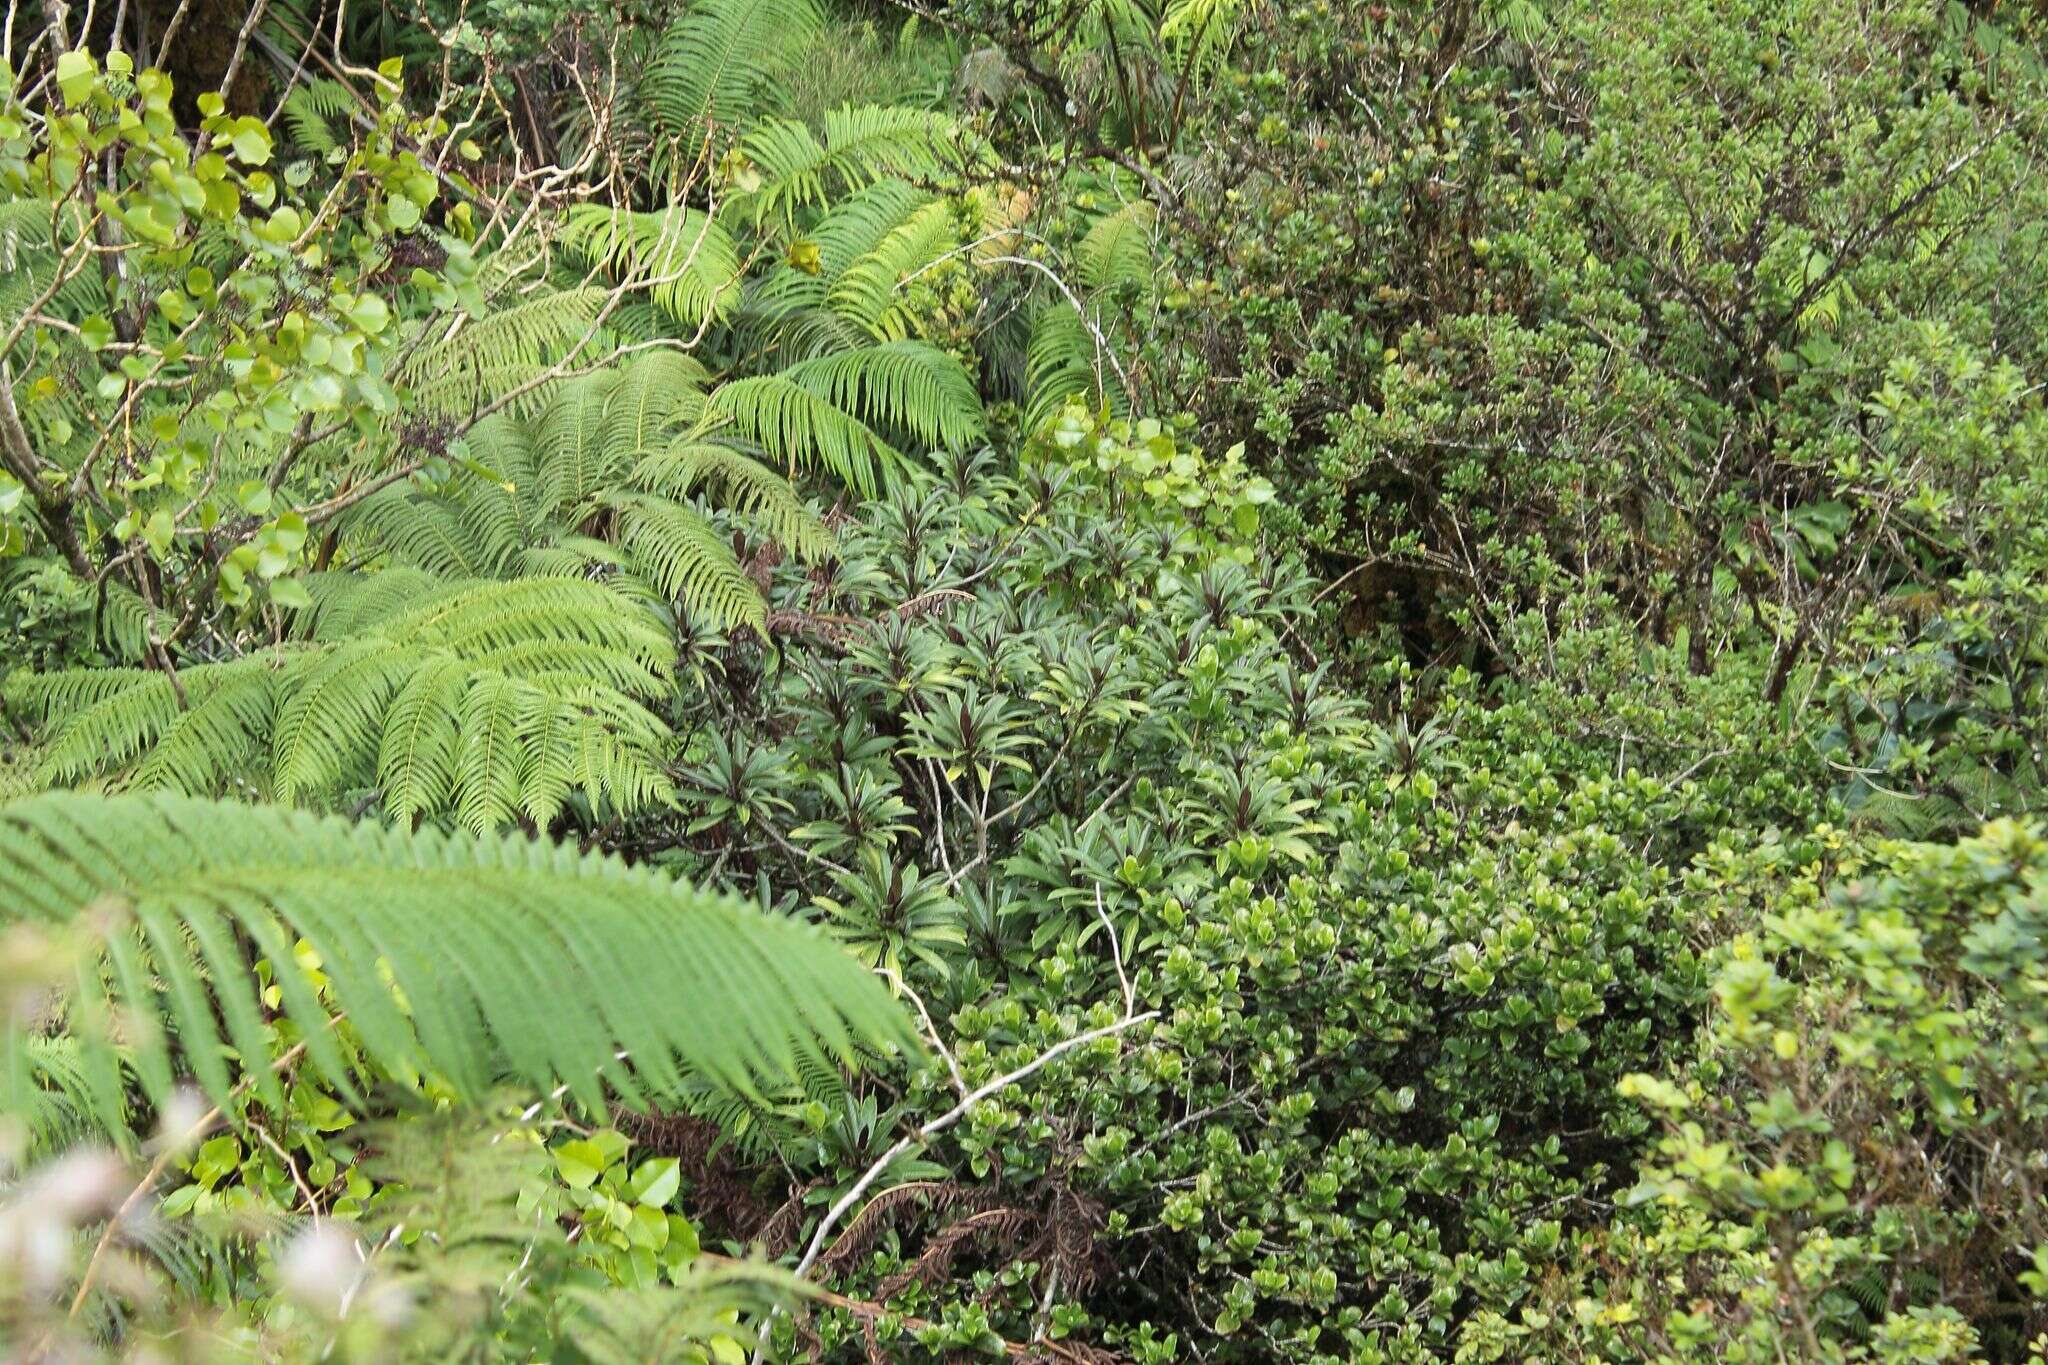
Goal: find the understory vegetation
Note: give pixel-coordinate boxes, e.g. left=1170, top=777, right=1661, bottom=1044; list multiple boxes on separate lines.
left=0, top=0, right=2045, bottom=1361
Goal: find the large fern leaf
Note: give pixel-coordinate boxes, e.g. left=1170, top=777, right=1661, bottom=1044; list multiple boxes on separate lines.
left=709, top=373, right=902, bottom=495
left=560, top=206, right=743, bottom=330
left=737, top=106, right=965, bottom=222
left=0, top=791, right=916, bottom=1132
left=8, top=579, right=675, bottom=831
left=1077, top=199, right=1158, bottom=291
left=827, top=197, right=969, bottom=339
left=642, top=0, right=824, bottom=146
left=338, top=356, right=828, bottom=631
left=399, top=286, right=610, bottom=418
left=778, top=340, right=986, bottom=452
left=605, top=491, right=767, bottom=631
left=631, top=440, right=835, bottom=560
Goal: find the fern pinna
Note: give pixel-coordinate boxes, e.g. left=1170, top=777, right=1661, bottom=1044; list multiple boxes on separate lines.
left=0, top=791, right=915, bottom=1136
left=5, top=577, right=674, bottom=832
left=347, top=344, right=981, bottom=628
left=347, top=351, right=832, bottom=631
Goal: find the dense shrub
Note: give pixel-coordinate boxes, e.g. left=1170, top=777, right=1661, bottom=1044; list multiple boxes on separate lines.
left=625, top=416, right=1828, bottom=1360
left=1566, top=820, right=2048, bottom=1363
left=5, top=1, right=2048, bottom=1361
left=1159, top=0, right=2048, bottom=698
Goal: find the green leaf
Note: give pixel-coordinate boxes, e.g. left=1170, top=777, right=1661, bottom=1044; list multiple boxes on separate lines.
left=343, top=293, right=391, bottom=335
left=627, top=1157, right=681, bottom=1208
left=229, top=118, right=272, bottom=165
left=554, top=1139, right=608, bottom=1190
left=0, top=792, right=917, bottom=1137
left=267, top=577, right=312, bottom=610
left=55, top=51, right=95, bottom=107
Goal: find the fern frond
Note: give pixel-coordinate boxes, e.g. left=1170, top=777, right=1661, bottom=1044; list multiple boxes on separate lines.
left=8, top=667, right=182, bottom=785
left=777, top=340, right=985, bottom=452
left=601, top=350, right=713, bottom=458
left=271, top=637, right=422, bottom=803
left=1158, top=0, right=1246, bottom=71
left=534, top=367, right=625, bottom=514
left=709, top=373, right=901, bottom=495
left=631, top=441, right=835, bottom=561
left=738, top=106, right=963, bottom=221
left=643, top=0, right=825, bottom=145
left=1077, top=199, right=1158, bottom=291
left=605, top=492, right=765, bottom=632
left=9, top=580, right=676, bottom=829
left=564, top=1262, right=797, bottom=1365
left=129, top=658, right=282, bottom=797
left=96, top=581, right=167, bottom=663
left=299, top=567, right=451, bottom=638
left=0, top=791, right=917, bottom=1130
left=338, top=351, right=830, bottom=635
left=560, top=206, right=743, bottom=330
left=278, top=78, right=356, bottom=155
left=375, top=654, right=469, bottom=823
left=399, top=286, right=610, bottom=418
left=827, top=197, right=966, bottom=339
left=11, top=1037, right=105, bottom=1158
left=349, top=483, right=498, bottom=578
left=1025, top=301, right=1126, bottom=432
left=739, top=181, right=937, bottom=358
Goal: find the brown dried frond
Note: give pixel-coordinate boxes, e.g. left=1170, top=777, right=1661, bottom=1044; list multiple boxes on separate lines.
left=610, top=1107, right=772, bottom=1238
left=874, top=1204, right=1034, bottom=1297
left=750, top=1178, right=826, bottom=1259
left=815, top=1179, right=1000, bottom=1274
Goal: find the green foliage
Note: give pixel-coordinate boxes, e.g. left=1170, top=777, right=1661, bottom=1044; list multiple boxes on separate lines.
left=1585, top=820, right=2048, bottom=1361
left=560, top=206, right=744, bottom=330
left=346, top=351, right=833, bottom=632
left=643, top=0, right=826, bottom=149
left=0, top=50, right=461, bottom=618
left=7, top=577, right=675, bottom=828
left=633, top=436, right=1822, bottom=1361
left=1159, top=0, right=2048, bottom=700
left=9, top=2, right=2048, bottom=1361
left=736, top=105, right=967, bottom=223
left=0, top=789, right=913, bottom=1130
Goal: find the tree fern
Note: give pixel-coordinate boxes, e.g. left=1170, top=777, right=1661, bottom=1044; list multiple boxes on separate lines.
left=826, top=197, right=970, bottom=339
left=0, top=791, right=915, bottom=1133
left=739, top=180, right=940, bottom=359
left=779, top=340, right=986, bottom=451
left=1077, top=198, right=1158, bottom=290
left=1158, top=0, right=1247, bottom=73
left=560, top=206, right=744, bottom=330
left=701, top=340, right=985, bottom=496
left=342, top=354, right=833, bottom=630
left=398, top=286, right=611, bottom=419
left=709, top=372, right=903, bottom=495
left=642, top=0, right=825, bottom=147
left=736, top=105, right=966, bottom=222
left=1020, top=198, right=1156, bottom=430
left=7, top=578, right=675, bottom=831
left=631, top=440, right=837, bottom=560
left=606, top=490, right=768, bottom=632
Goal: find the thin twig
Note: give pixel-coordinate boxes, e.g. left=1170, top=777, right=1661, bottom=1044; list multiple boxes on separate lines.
left=751, top=1007, right=1157, bottom=1363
